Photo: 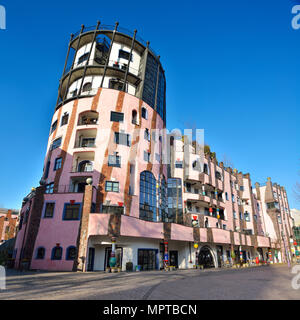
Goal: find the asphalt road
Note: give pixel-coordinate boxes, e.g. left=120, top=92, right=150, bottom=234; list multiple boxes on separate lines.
left=0, top=264, right=299, bottom=300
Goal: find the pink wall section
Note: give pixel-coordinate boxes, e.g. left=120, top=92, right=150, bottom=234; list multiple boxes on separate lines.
left=88, top=214, right=110, bottom=236
left=30, top=193, right=83, bottom=270
left=171, top=224, right=193, bottom=241
left=257, top=235, right=270, bottom=247
left=212, top=229, right=231, bottom=244
left=120, top=215, right=164, bottom=239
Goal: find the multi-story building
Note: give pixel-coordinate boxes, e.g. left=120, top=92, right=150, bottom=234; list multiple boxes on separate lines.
left=13, top=23, right=295, bottom=272
left=0, top=208, right=19, bottom=244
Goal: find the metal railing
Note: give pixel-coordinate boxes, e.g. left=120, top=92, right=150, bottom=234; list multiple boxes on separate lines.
left=72, top=24, right=159, bottom=58
left=64, top=58, right=139, bottom=76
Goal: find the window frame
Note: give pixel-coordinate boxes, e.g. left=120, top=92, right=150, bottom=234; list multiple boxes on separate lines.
left=62, top=203, right=82, bottom=221
left=43, top=202, right=55, bottom=219
left=110, top=111, right=124, bottom=123
left=105, top=181, right=120, bottom=193
left=54, top=157, right=62, bottom=171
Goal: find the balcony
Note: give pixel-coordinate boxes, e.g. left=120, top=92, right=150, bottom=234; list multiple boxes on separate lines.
left=74, top=129, right=97, bottom=148
left=72, top=152, right=95, bottom=173
left=78, top=111, right=99, bottom=126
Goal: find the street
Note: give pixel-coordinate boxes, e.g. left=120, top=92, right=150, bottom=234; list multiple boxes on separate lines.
left=0, top=264, right=299, bottom=300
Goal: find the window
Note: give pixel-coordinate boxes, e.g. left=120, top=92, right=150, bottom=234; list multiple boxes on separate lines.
left=54, top=157, right=62, bottom=171
left=114, top=132, right=131, bottom=146
left=203, top=163, right=209, bottom=174
left=63, top=203, right=81, bottom=220
left=239, top=212, right=243, bottom=220
left=175, top=161, right=183, bottom=168
left=186, top=183, right=191, bottom=193
left=142, top=107, right=148, bottom=119
left=66, top=246, right=77, bottom=260
left=240, top=186, right=244, bottom=191
left=233, top=211, right=237, bottom=219
left=144, top=128, right=150, bottom=141
left=118, top=49, right=132, bottom=61
left=44, top=160, right=50, bottom=179
left=78, top=160, right=93, bottom=172
left=110, top=111, right=124, bottom=122
left=45, top=183, right=54, bottom=194
left=36, top=247, right=45, bottom=260
left=144, top=151, right=150, bottom=163
left=109, top=79, right=126, bottom=91
left=155, top=153, right=160, bottom=163
left=81, top=138, right=95, bottom=147
left=215, top=171, right=222, bottom=180
left=78, top=52, right=89, bottom=64
left=82, top=82, right=92, bottom=92
left=51, top=246, right=62, bottom=260
left=105, top=181, right=119, bottom=192
left=225, top=192, right=229, bottom=201
left=108, top=155, right=121, bottom=167
left=51, top=137, right=62, bottom=150
left=50, top=120, right=57, bottom=134
left=232, top=194, right=235, bottom=203
left=139, top=171, right=157, bottom=222
left=205, top=218, right=209, bottom=228
left=244, top=212, right=250, bottom=222
left=254, top=214, right=257, bottom=222
left=61, top=113, right=69, bottom=126
left=223, top=224, right=227, bottom=230
left=44, top=202, right=55, bottom=218
left=132, top=110, right=138, bottom=125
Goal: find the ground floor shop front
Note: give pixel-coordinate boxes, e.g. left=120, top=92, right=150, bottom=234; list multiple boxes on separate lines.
left=86, top=235, right=280, bottom=271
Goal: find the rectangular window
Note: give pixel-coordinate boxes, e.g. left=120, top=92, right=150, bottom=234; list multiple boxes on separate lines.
left=233, top=211, right=237, bottom=219
left=45, top=183, right=54, bottom=194
left=118, top=49, right=132, bottom=61
left=81, top=138, right=95, bottom=147
left=78, top=52, right=89, bottom=64
left=51, top=137, right=62, bottom=150
left=110, top=111, right=124, bottom=122
left=44, top=203, right=55, bottom=218
left=232, top=194, right=235, bottom=203
left=144, top=151, right=150, bottom=163
left=108, top=155, right=121, bottom=167
left=114, top=132, right=131, bottom=146
left=63, top=204, right=81, bottom=220
left=50, top=120, right=57, bottom=134
left=61, top=113, right=69, bottom=126
left=175, top=161, right=183, bottom=168
left=240, top=186, right=244, bottom=191
left=144, top=128, right=150, bottom=141
left=105, top=181, right=119, bottom=192
left=54, top=157, right=62, bottom=171
left=142, top=108, right=148, bottom=119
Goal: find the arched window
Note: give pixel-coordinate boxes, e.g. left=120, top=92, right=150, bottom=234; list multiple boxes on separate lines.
left=66, top=246, right=77, bottom=260
left=139, top=171, right=157, bottom=222
left=141, top=107, right=148, bottom=120
left=82, top=82, right=92, bottom=92
left=78, top=160, right=93, bottom=172
left=205, top=218, right=209, bottom=228
left=36, top=247, right=45, bottom=259
left=132, top=110, right=138, bottom=125
left=51, top=246, right=62, bottom=260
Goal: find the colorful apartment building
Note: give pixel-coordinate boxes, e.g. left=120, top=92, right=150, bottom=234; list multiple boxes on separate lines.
left=13, top=23, right=295, bottom=272
left=0, top=208, right=19, bottom=244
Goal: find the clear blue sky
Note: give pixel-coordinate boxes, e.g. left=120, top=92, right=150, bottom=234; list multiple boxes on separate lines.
left=0, top=0, right=299, bottom=210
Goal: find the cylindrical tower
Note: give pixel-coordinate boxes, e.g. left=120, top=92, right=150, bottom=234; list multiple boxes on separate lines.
left=15, top=22, right=168, bottom=271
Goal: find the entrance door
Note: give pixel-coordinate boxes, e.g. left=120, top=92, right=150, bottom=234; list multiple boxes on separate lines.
left=138, top=249, right=158, bottom=271
left=87, top=248, right=95, bottom=271
left=169, top=251, right=178, bottom=268
left=105, top=247, right=123, bottom=268
left=198, top=246, right=215, bottom=268
left=216, top=245, right=223, bottom=267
